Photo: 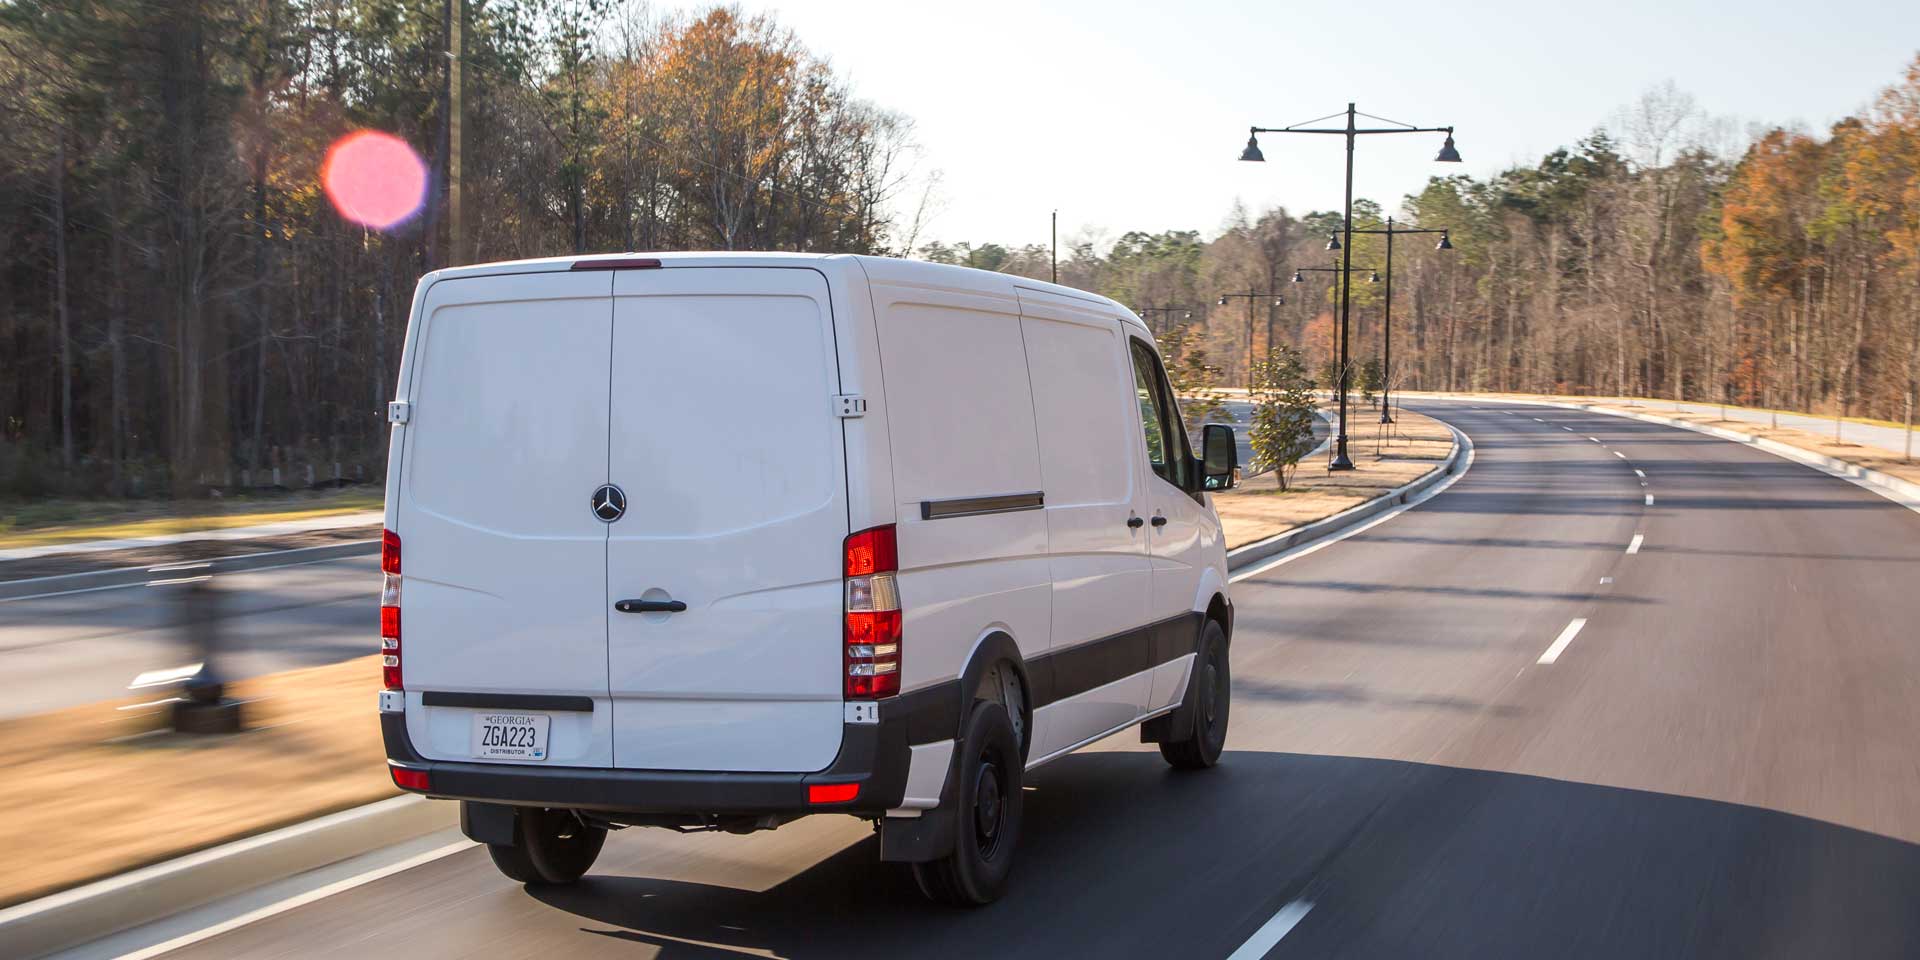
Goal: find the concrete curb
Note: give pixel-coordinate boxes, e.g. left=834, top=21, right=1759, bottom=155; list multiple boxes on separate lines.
left=0, top=414, right=1467, bottom=960
left=1410, top=393, right=1920, bottom=516
left=0, top=796, right=456, bottom=960
left=1227, top=421, right=1465, bottom=569
left=0, top=540, right=379, bottom=602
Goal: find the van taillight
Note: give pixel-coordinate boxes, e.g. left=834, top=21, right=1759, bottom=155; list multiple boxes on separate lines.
left=844, top=525, right=900, bottom=699
left=381, top=529, right=402, bottom=690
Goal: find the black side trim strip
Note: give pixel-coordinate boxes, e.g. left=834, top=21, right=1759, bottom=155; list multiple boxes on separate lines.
left=422, top=692, right=596, bottom=713
left=919, top=491, right=1044, bottom=521
left=1027, top=611, right=1202, bottom=708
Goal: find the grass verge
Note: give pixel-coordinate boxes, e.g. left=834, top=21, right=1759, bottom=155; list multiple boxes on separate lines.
left=0, top=489, right=382, bottom=550
left=0, top=655, right=396, bottom=908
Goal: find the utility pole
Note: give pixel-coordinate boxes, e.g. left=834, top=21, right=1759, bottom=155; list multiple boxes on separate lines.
left=448, top=0, right=464, bottom=266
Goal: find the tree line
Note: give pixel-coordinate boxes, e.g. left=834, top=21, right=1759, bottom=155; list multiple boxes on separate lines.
left=0, top=0, right=918, bottom=498
left=933, top=63, right=1920, bottom=442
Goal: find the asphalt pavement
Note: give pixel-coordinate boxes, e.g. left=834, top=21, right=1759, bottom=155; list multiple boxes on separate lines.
left=0, top=555, right=377, bottom=719
left=50, top=399, right=1920, bottom=957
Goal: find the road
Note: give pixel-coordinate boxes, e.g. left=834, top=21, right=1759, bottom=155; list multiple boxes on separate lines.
left=0, top=555, right=376, bottom=719
left=0, top=405, right=1334, bottom=719
left=1523, top=395, right=1917, bottom=460
left=115, top=398, right=1920, bottom=959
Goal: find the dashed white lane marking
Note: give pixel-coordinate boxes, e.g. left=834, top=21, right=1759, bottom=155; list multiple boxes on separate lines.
left=1627, top=534, right=1644, bottom=555
left=1614, top=451, right=1627, bottom=459
left=1563, top=426, right=1575, bottom=432
left=1538, top=618, right=1589, bottom=665
left=1645, top=493, right=1655, bottom=506
left=1226, top=899, right=1315, bottom=960
left=1634, top=469, right=1646, bottom=478
left=1532, top=417, right=1545, bottom=422
left=1589, top=436, right=1602, bottom=443
left=1599, top=576, right=1614, bottom=584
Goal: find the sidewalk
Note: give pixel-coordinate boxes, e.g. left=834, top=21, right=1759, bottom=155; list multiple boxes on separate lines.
left=1553, top=396, right=1916, bottom=461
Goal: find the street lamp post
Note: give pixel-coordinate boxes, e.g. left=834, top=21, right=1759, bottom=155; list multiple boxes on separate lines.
left=1348, top=217, right=1453, bottom=422
left=1291, top=264, right=1376, bottom=394
left=1240, top=104, right=1461, bottom=469
left=1217, top=291, right=1284, bottom=391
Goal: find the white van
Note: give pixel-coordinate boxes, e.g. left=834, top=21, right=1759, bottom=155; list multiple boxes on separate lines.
left=378, top=252, right=1238, bottom=905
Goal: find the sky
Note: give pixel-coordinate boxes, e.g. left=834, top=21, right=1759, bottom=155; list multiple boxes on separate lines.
left=721, top=0, right=1920, bottom=249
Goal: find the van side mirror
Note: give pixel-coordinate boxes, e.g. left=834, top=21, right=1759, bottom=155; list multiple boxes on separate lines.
left=1199, top=424, right=1237, bottom=491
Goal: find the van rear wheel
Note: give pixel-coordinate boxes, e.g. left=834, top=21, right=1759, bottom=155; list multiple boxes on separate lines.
left=489, top=807, right=606, bottom=886
left=910, top=699, right=1023, bottom=906
left=1160, top=619, right=1229, bottom=770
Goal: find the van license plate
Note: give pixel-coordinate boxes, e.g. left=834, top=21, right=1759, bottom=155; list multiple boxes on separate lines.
left=470, top=713, right=549, bottom=761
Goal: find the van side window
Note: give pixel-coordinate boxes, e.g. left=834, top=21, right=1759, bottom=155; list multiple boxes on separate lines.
left=1129, top=339, right=1189, bottom=490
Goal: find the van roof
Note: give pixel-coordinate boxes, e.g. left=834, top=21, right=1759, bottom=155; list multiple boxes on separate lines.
left=423, top=252, right=1149, bottom=332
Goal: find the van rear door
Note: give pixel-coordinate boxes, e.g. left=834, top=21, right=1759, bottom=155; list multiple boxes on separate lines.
left=396, top=272, right=614, bottom=767
left=605, top=267, right=849, bottom=772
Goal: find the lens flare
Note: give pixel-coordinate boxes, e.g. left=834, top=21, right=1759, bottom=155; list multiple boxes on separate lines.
left=322, top=131, right=428, bottom=230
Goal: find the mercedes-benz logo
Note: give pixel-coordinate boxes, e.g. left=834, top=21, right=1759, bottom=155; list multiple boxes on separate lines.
left=590, top=484, right=627, bottom=523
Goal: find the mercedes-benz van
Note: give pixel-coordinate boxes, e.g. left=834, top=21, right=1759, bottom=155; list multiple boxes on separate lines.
left=378, top=252, right=1237, bottom=905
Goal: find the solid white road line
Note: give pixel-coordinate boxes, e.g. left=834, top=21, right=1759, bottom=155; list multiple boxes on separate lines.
left=1627, top=534, right=1644, bottom=555
left=1634, top=469, right=1646, bottom=478
left=105, top=841, right=473, bottom=960
left=1538, top=618, right=1588, bottom=665
left=1645, top=493, right=1655, bottom=505
left=1229, top=432, right=1476, bottom=585
left=1226, top=900, right=1315, bottom=960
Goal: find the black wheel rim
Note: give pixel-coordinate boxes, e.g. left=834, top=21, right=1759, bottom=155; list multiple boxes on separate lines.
left=973, top=750, right=1006, bottom=860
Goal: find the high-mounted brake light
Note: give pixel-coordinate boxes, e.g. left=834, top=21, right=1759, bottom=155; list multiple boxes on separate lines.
left=843, top=525, right=901, bottom=699
left=569, top=257, right=662, bottom=271
left=381, top=529, right=402, bottom=690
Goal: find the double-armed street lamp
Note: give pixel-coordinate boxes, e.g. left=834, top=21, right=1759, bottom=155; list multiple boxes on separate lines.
left=1291, top=264, right=1375, bottom=390
left=1239, top=103, right=1461, bottom=469
left=1348, top=217, right=1454, bottom=422
left=1216, top=291, right=1285, bottom=391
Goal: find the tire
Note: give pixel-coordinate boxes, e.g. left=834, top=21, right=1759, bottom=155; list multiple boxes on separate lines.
left=1160, top=619, right=1230, bottom=770
left=910, top=699, right=1024, bottom=906
left=487, top=837, right=543, bottom=884
left=492, top=807, right=606, bottom=886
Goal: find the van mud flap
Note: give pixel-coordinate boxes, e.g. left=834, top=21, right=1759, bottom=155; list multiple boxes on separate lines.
left=879, top=759, right=959, bottom=862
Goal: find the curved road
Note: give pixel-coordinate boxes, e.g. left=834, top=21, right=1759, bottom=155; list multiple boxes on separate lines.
left=100, top=400, right=1920, bottom=957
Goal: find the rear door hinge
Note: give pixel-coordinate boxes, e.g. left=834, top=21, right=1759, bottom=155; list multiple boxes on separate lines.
left=833, top=394, right=867, bottom=418
left=388, top=400, right=411, bottom=424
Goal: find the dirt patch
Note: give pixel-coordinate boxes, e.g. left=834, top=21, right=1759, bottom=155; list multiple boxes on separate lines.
left=0, top=655, right=396, bottom=908
left=1213, top=406, right=1455, bottom=550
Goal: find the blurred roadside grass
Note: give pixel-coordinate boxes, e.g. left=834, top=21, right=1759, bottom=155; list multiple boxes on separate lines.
left=0, top=655, right=397, bottom=908
left=0, top=489, right=382, bottom=549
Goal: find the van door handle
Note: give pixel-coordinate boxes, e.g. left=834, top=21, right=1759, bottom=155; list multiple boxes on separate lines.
left=1150, top=515, right=1168, bottom=527
left=1126, top=515, right=1145, bottom=529
left=615, top=599, right=687, bottom=613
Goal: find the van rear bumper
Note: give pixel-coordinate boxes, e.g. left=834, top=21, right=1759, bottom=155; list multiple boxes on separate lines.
left=382, top=685, right=958, bottom=817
